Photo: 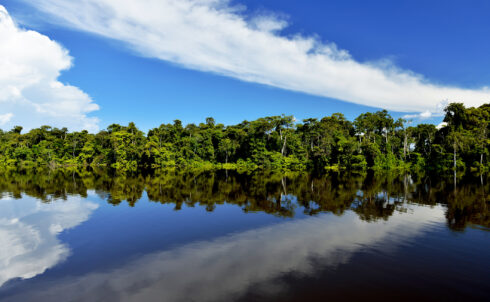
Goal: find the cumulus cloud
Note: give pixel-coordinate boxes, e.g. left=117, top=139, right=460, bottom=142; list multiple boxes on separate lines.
left=20, top=0, right=490, bottom=114
left=3, top=204, right=445, bottom=302
left=0, top=195, right=98, bottom=287
left=0, top=5, right=99, bottom=132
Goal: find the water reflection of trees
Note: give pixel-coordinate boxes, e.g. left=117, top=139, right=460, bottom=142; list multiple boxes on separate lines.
left=0, top=168, right=488, bottom=231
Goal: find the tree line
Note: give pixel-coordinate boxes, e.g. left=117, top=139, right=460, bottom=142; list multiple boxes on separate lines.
left=0, top=103, right=488, bottom=172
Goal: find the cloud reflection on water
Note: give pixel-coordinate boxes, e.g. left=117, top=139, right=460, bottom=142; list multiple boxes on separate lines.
left=2, top=202, right=445, bottom=302
left=0, top=195, right=98, bottom=287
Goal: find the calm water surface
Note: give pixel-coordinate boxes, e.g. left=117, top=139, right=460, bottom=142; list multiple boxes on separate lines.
left=0, top=170, right=489, bottom=301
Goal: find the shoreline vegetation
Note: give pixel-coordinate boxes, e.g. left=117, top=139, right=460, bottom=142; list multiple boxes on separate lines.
left=0, top=103, right=488, bottom=173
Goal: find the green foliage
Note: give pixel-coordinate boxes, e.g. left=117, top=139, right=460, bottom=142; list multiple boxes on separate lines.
left=350, top=154, right=368, bottom=170
left=0, top=104, right=489, bottom=173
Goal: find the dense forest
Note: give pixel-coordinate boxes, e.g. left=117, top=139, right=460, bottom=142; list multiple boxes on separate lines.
left=0, top=103, right=488, bottom=172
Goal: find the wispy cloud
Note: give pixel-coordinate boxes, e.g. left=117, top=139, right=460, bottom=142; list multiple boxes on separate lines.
left=21, top=0, right=490, bottom=115
left=0, top=5, right=99, bottom=132
left=0, top=113, right=13, bottom=126
left=403, top=110, right=433, bottom=120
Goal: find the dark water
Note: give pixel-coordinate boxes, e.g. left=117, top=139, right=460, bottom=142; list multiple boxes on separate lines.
left=0, top=169, right=489, bottom=302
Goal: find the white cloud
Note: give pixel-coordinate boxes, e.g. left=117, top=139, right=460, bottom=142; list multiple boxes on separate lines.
left=0, top=195, right=98, bottom=287
left=250, top=14, right=287, bottom=33
left=403, top=110, right=433, bottom=120
left=420, top=111, right=433, bottom=118
left=3, top=204, right=445, bottom=302
left=0, top=5, right=99, bottom=132
left=0, top=113, right=13, bottom=125
left=436, top=122, right=448, bottom=130
left=20, top=0, right=490, bottom=114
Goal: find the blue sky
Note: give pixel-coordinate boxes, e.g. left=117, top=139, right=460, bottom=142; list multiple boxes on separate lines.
left=1, top=0, right=489, bottom=132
